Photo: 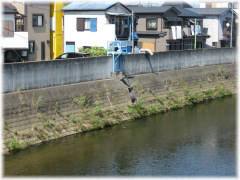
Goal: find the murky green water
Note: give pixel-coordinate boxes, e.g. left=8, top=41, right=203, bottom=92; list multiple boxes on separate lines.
left=4, top=95, right=236, bottom=176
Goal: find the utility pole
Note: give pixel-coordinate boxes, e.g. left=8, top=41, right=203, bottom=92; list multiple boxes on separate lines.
left=230, top=1, right=233, bottom=47
left=132, top=10, right=134, bottom=53
left=194, top=18, right=197, bottom=49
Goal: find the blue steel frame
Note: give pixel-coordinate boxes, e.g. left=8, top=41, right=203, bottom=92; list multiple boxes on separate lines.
left=107, top=41, right=129, bottom=72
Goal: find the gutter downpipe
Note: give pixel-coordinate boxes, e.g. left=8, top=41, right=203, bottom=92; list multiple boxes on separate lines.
left=194, top=18, right=197, bottom=49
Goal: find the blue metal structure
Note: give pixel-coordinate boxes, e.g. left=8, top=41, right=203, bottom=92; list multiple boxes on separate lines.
left=107, top=41, right=131, bottom=72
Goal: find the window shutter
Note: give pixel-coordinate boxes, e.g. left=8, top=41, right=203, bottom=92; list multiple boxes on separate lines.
left=77, top=18, right=84, bottom=31
left=3, top=21, right=9, bottom=36
left=90, top=18, right=97, bottom=32
left=8, top=21, right=14, bottom=37
left=3, top=21, right=14, bottom=37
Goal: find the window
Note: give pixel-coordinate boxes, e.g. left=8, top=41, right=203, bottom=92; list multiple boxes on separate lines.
left=50, top=17, right=55, bottom=31
left=60, top=54, right=67, bottom=58
left=212, top=42, right=217, bottom=48
left=84, top=18, right=90, bottom=30
left=28, top=41, right=35, bottom=53
left=146, top=18, right=157, bottom=30
left=33, top=14, right=43, bottom=27
left=15, top=15, right=25, bottom=32
left=76, top=18, right=97, bottom=32
left=164, top=19, right=182, bottom=28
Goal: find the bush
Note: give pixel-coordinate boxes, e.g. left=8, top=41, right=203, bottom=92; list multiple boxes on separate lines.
left=78, top=46, right=107, bottom=57
left=9, top=140, right=21, bottom=150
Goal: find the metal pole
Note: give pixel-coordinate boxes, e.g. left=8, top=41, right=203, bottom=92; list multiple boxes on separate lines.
left=194, top=18, right=197, bottom=49
left=230, top=1, right=233, bottom=47
left=132, top=11, right=134, bottom=53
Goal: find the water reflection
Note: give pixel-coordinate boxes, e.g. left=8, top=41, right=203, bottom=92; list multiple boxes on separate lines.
left=4, top=95, right=236, bottom=176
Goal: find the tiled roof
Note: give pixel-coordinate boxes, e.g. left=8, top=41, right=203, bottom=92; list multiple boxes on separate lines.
left=61, top=1, right=129, bottom=11
left=186, top=8, right=231, bottom=16
left=128, top=6, right=172, bottom=13
left=129, top=6, right=203, bottom=18
left=174, top=7, right=203, bottom=18
left=162, top=1, right=193, bottom=8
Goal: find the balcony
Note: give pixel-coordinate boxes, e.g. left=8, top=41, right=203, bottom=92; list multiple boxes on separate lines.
left=2, top=31, right=28, bottom=49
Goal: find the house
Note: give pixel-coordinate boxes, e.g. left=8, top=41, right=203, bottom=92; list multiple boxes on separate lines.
left=2, top=3, right=28, bottom=63
left=199, top=1, right=238, bottom=9
left=128, top=5, right=208, bottom=52
left=50, top=1, right=66, bottom=59
left=186, top=8, right=238, bottom=47
left=10, top=2, right=51, bottom=61
left=61, top=1, right=133, bottom=53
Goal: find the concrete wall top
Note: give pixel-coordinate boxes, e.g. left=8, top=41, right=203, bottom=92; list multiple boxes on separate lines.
left=3, top=48, right=236, bottom=93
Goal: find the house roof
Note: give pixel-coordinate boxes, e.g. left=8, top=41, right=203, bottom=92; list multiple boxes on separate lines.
left=186, top=8, right=231, bottom=16
left=162, top=1, right=193, bottom=8
left=128, top=6, right=172, bottom=14
left=3, top=5, right=19, bottom=14
left=136, top=31, right=167, bottom=37
left=129, top=6, right=203, bottom=18
left=61, top=1, right=131, bottom=12
left=174, top=7, right=203, bottom=18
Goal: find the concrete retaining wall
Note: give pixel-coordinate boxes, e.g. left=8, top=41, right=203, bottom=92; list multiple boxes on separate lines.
left=3, top=56, right=113, bottom=93
left=3, top=48, right=236, bottom=93
left=122, top=48, right=237, bottom=75
left=3, top=64, right=237, bottom=154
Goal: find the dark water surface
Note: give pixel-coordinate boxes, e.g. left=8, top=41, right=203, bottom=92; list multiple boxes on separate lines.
left=4, top=95, right=236, bottom=176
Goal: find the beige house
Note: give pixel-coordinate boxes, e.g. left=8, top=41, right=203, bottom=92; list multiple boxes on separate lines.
left=129, top=6, right=209, bottom=52
left=9, top=2, right=51, bottom=61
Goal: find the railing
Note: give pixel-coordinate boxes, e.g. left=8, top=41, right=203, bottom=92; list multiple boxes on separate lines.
left=15, top=24, right=25, bottom=32
left=107, top=40, right=130, bottom=55
left=107, top=40, right=132, bottom=73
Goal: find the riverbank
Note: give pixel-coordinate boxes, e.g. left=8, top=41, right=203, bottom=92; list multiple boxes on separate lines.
left=4, top=95, right=236, bottom=176
left=3, top=64, right=237, bottom=154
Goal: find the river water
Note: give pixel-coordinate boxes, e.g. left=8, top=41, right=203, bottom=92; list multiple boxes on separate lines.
left=4, top=95, right=236, bottom=176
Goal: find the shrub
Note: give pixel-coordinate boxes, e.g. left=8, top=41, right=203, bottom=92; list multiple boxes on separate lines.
left=78, top=46, right=107, bottom=57
left=91, top=106, right=104, bottom=117
left=9, top=140, right=21, bottom=150
left=128, top=101, right=148, bottom=118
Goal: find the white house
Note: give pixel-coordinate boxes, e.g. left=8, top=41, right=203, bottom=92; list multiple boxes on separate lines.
left=2, top=4, right=28, bottom=62
left=187, top=8, right=237, bottom=48
left=61, top=1, right=132, bottom=53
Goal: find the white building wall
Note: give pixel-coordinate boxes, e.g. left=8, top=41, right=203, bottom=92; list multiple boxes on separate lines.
left=200, top=2, right=229, bottom=8
left=2, top=14, right=28, bottom=49
left=203, top=17, right=219, bottom=48
left=216, top=3, right=229, bottom=8
left=2, top=32, right=28, bottom=49
left=64, top=11, right=115, bottom=52
left=200, top=3, right=206, bottom=8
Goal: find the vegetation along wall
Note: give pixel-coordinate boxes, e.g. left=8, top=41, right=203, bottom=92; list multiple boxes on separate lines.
left=3, top=63, right=237, bottom=154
